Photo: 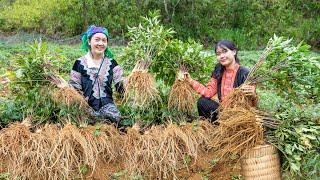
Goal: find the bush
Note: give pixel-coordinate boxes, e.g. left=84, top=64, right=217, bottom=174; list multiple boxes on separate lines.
left=0, top=0, right=319, bottom=50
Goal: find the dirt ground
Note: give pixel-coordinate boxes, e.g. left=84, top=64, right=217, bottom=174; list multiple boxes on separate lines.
left=82, top=151, right=241, bottom=180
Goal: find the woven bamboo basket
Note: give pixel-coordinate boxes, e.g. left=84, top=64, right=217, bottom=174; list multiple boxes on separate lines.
left=241, top=144, right=281, bottom=180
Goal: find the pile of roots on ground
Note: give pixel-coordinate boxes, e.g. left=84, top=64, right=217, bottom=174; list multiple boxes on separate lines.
left=122, top=120, right=215, bottom=179
left=0, top=120, right=229, bottom=179
left=124, top=60, right=161, bottom=109
left=0, top=121, right=123, bottom=179
left=168, top=68, right=196, bottom=115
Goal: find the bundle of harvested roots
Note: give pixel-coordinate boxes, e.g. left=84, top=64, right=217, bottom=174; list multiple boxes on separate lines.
left=48, top=75, right=90, bottom=109
left=220, top=88, right=257, bottom=110
left=210, top=107, right=264, bottom=159
left=124, top=60, right=160, bottom=109
left=0, top=122, right=124, bottom=179
left=168, top=67, right=196, bottom=115
left=123, top=121, right=214, bottom=179
left=80, top=124, right=123, bottom=165
left=0, top=122, right=32, bottom=179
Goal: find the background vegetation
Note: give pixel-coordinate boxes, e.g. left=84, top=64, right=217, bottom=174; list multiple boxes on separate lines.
left=0, top=0, right=319, bottom=50
left=0, top=1, right=319, bottom=179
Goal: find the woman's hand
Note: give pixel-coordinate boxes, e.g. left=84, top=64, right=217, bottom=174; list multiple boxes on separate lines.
left=183, top=72, right=193, bottom=84
left=240, top=84, right=256, bottom=96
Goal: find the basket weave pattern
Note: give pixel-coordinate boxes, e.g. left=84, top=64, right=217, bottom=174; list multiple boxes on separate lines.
left=241, top=144, right=281, bottom=180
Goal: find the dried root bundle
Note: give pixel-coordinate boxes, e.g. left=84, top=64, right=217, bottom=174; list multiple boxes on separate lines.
left=0, top=122, right=124, bottom=179
left=81, top=124, right=123, bottom=165
left=220, top=88, right=257, bottom=110
left=210, top=107, right=264, bottom=159
left=123, top=121, right=215, bottom=179
left=124, top=60, right=160, bottom=109
left=168, top=70, right=196, bottom=114
left=52, top=87, right=90, bottom=109
left=1, top=120, right=238, bottom=179
left=49, top=75, right=90, bottom=109
left=0, top=122, right=31, bottom=178
left=16, top=125, right=58, bottom=179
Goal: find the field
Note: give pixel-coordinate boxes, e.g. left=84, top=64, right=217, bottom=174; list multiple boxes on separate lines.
left=0, top=1, right=319, bottom=178
left=0, top=31, right=319, bottom=180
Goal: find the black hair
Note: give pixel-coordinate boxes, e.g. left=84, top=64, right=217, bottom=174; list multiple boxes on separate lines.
left=212, top=40, right=239, bottom=79
left=215, top=40, right=239, bottom=63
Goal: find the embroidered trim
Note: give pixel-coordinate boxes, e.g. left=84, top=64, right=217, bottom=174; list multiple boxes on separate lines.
left=79, top=55, right=112, bottom=99
left=69, top=70, right=82, bottom=90
left=99, top=57, right=112, bottom=98
left=70, top=70, right=81, bottom=83
left=113, top=65, right=124, bottom=84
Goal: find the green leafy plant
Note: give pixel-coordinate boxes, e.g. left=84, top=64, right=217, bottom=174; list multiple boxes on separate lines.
left=79, top=165, right=89, bottom=175
left=1, top=41, right=90, bottom=126
left=251, top=35, right=320, bottom=105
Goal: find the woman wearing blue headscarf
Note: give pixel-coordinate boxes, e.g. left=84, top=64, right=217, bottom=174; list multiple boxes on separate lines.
left=69, top=25, right=124, bottom=124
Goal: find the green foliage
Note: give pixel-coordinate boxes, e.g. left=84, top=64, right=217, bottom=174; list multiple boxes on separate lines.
left=154, top=38, right=212, bottom=85
left=275, top=103, right=320, bottom=178
left=120, top=11, right=174, bottom=70
left=258, top=76, right=320, bottom=178
left=0, top=172, right=10, bottom=180
left=257, top=35, right=320, bottom=105
left=79, top=164, right=89, bottom=175
left=0, top=0, right=319, bottom=50
left=255, top=36, right=320, bottom=178
left=0, top=0, right=83, bottom=36
left=0, top=41, right=90, bottom=126
left=121, top=13, right=212, bottom=85
left=111, top=169, right=128, bottom=179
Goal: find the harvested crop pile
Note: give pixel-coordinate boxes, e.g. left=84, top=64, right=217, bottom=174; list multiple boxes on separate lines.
left=123, top=120, right=215, bottom=179
left=0, top=122, right=122, bottom=179
left=0, top=120, right=244, bottom=179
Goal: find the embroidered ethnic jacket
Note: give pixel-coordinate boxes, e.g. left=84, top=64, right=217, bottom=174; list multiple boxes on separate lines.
left=69, top=53, right=124, bottom=111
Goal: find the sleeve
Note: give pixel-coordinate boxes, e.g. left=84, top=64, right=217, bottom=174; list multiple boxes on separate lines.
left=240, top=67, right=250, bottom=84
left=112, top=60, right=125, bottom=95
left=240, top=67, right=258, bottom=107
left=69, top=60, right=82, bottom=90
left=190, top=77, right=217, bottom=98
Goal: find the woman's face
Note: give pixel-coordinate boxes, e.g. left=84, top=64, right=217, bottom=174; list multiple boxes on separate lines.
left=215, top=46, right=236, bottom=67
left=89, top=33, right=108, bottom=57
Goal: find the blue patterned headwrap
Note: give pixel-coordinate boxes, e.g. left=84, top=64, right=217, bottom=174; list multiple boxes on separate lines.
left=81, top=25, right=114, bottom=59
